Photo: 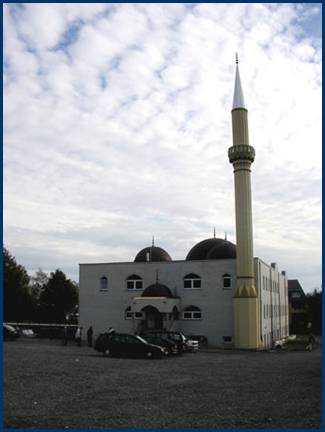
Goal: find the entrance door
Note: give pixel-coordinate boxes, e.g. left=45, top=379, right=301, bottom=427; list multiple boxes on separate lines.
left=142, top=306, right=163, bottom=330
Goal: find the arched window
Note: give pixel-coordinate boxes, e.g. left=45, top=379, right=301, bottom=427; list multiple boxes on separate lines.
left=126, top=274, right=143, bottom=290
left=183, top=273, right=201, bottom=289
left=125, top=306, right=144, bottom=320
left=182, top=305, right=202, bottom=320
left=222, top=273, right=232, bottom=289
left=100, top=276, right=108, bottom=291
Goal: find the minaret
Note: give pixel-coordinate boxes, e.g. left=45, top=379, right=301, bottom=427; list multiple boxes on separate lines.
left=228, top=54, right=260, bottom=349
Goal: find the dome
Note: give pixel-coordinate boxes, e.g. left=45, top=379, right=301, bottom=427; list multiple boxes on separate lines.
left=186, top=238, right=236, bottom=261
left=142, top=282, right=173, bottom=298
left=134, top=246, right=172, bottom=262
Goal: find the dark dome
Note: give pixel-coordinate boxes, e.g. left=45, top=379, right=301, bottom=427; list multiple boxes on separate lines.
left=142, top=283, right=173, bottom=298
left=186, top=238, right=236, bottom=261
left=134, top=246, right=172, bottom=262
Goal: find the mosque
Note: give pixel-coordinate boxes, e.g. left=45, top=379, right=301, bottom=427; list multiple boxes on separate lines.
left=79, top=58, right=289, bottom=349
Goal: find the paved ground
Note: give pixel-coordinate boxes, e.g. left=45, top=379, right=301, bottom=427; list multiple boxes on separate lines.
left=3, top=338, right=322, bottom=429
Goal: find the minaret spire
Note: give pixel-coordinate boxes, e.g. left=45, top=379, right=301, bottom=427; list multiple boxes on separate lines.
left=232, top=53, right=246, bottom=110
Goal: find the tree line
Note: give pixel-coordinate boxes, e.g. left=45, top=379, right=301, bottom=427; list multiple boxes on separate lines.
left=4, top=248, right=78, bottom=324
left=305, top=289, right=322, bottom=335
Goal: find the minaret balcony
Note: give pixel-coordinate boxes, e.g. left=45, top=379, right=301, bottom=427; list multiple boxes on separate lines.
left=228, top=145, right=255, bottom=163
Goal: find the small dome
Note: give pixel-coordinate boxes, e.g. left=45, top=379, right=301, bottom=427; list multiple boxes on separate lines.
left=134, top=246, right=172, bottom=262
left=186, top=238, right=236, bottom=261
left=142, top=283, right=173, bottom=298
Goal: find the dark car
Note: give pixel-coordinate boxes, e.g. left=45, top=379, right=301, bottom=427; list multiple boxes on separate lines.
left=140, top=333, right=180, bottom=355
left=94, top=332, right=167, bottom=359
left=3, top=324, right=20, bottom=341
left=141, top=330, right=188, bottom=353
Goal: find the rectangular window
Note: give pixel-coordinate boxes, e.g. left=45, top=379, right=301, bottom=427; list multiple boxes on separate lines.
left=127, top=280, right=143, bottom=290
left=135, top=281, right=143, bottom=289
left=193, top=279, right=201, bottom=288
left=183, top=310, right=201, bottom=320
left=126, top=311, right=143, bottom=319
left=184, top=278, right=201, bottom=289
left=223, top=277, right=232, bottom=289
left=223, top=336, right=232, bottom=343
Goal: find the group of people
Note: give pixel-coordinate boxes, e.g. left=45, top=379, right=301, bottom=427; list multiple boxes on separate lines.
left=63, top=325, right=94, bottom=347
left=63, top=325, right=115, bottom=347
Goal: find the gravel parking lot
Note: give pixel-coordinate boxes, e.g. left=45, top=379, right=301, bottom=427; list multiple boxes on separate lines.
left=4, top=338, right=322, bottom=429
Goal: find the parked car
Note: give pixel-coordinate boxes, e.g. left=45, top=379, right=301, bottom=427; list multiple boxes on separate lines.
left=274, top=339, right=286, bottom=350
left=185, top=338, right=199, bottom=352
left=141, top=330, right=188, bottom=353
left=186, top=335, right=207, bottom=346
left=140, top=333, right=180, bottom=355
left=94, top=332, right=167, bottom=359
left=20, top=329, right=36, bottom=338
left=3, top=324, right=19, bottom=341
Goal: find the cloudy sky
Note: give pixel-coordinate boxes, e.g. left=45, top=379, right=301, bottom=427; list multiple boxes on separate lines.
left=4, top=3, right=322, bottom=292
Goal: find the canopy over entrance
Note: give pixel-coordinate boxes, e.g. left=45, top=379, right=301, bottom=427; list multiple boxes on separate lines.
left=131, top=296, right=180, bottom=313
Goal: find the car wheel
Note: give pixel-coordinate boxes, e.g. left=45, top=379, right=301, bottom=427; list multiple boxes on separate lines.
left=103, top=349, right=111, bottom=357
left=146, top=351, right=153, bottom=358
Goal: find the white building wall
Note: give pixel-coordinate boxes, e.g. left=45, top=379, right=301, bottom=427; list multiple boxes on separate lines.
left=255, top=258, right=289, bottom=349
left=176, top=260, right=236, bottom=346
left=80, top=257, right=289, bottom=348
left=79, top=259, right=236, bottom=347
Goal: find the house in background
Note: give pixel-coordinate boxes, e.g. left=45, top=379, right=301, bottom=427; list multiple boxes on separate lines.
left=288, top=279, right=307, bottom=334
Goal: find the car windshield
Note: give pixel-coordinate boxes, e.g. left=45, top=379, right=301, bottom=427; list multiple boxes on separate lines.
left=136, top=335, right=148, bottom=344
left=4, top=324, right=16, bottom=332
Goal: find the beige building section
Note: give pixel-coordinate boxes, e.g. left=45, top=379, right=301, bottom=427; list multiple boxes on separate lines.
left=228, top=61, right=259, bottom=348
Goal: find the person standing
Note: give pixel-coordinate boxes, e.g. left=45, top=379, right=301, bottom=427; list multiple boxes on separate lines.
left=75, top=327, right=82, bottom=346
left=87, top=326, right=93, bottom=347
left=63, top=326, right=68, bottom=346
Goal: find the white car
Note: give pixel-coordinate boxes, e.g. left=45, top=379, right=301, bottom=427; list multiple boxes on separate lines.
left=186, top=339, right=199, bottom=352
left=21, top=329, right=36, bottom=337
left=274, top=339, right=285, bottom=349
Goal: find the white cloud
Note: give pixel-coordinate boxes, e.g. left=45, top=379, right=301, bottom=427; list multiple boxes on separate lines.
left=4, top=3, right=322, bottom=292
